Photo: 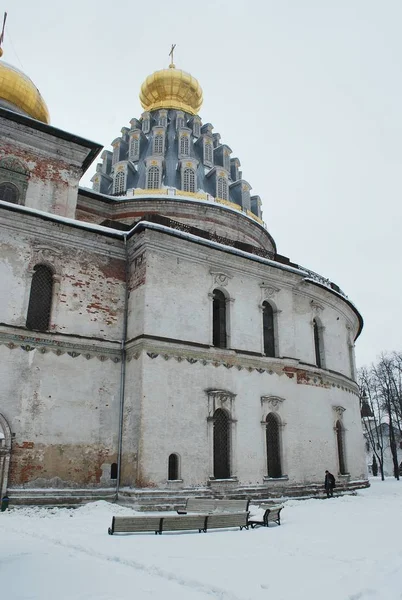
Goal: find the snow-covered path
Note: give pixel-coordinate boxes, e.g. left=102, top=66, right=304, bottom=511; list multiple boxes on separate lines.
left=1, top=479, right=401, bottom=600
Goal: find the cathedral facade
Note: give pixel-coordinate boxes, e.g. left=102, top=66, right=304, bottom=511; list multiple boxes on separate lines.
left=0, top=53, right=368, bottom=505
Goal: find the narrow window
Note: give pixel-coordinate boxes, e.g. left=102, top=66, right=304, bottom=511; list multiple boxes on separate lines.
left=142, top=118, right=150, bottom=134
left=193, top=121, right=200, bottom=137
left=168, top=454, right=179, bottom=480
left=223, top=151, right=230, bottom=171
left=266, top=413, right=282, bottom=478
left=204, top=141, right=213, bottom=165
left=217, top=176, right=228, bottom=200
left=336, top=420, right=347, bottom=474
left=213, top=409, right=230, bottom=479
left=113, top=171, right=125, bottom=195
left=180, top=135, right=190, bottom=156
left=110, top=463, right=118, bottom=480
left=313, top=319, right=322, bottom=368
left=262, top=301, right=275, bottom=357
left=147, top=166, right=160, bottom=189
left=183, top=168, right=195, bottom=193
left=26, top=265, right=53, bottom=332
left=153, top=134, right=164, bottom=154
left=212, top=289, right=227, bottom=348
left=129, top=136, right=140, bottom=161
left=0, top=182, right=19, bottom=204
left=112, top=144, right=119, bottom=165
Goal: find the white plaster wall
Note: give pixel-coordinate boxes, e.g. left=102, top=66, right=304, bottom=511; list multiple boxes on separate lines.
left=0, top=346, right=120, bottom=445
left=138, top=355, right=367, bottom=488
left=139, top=231, right=359, bottom=379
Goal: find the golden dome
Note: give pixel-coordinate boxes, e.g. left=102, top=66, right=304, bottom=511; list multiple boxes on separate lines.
left=139, top=65, right=203, bottom=115
left=0, top=60, right=50, bottom=123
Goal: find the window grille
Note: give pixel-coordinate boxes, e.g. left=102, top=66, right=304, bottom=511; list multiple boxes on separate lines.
left=217, top=176, right=228, bottom=200
left=129, top=136, right=140, bottom=160
left=112, top=145, right=119, bottom=165
left=262, top=301, right=275, bottom=357
left=142, top=119, right=150, bottom=134
left=204, top=141, right=213, bottom=164
left=177, top=117, right=185, bottom=129
left=0, top=182, right=19, bottom=204
left=313, top=319, right=322, bottom=368
left=114, top=171, right=125, bottom=195
left=26, top=264, right=53, bottom=332
left=168, top=454, right=179, bottom=480
left=147, top=166, right=160, bottom=189
left=212, top=289, right=227, bottom=348
left=213, top=409, right=230, bottom=479
left=336, top=420, right=347, bottom=474
left=154, top=134, right=164, bottom=154
left=183, top=168, right=195, bottom=193
left=180, top=135, right=190, bottom=156
left=266, top=413, right=282, bottom=478
left=110, top=463, right=118, bottom=480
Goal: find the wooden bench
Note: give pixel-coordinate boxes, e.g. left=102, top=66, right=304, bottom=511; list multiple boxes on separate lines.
left=206, top=511, right=249, bottom=531
left=247, top=504, right=284, bottom=528
left=108, top=515, right=162, bottom=535
left=177, top=498, right=250, bottom=514
left=108, top=511, right=249, bottom=535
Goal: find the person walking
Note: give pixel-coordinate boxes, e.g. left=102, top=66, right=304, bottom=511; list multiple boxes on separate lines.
left=324, top=470, right=335, bottom=498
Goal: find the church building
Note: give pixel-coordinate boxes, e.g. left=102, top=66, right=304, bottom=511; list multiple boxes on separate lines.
left=0, top=46, right=368, bottom=505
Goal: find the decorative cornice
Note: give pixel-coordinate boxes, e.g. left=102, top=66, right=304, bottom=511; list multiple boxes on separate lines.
left=261, top=395, right=285, bottom=409
left=0, top=330, right=120, bottom=362
left=333, top=405, right=346, bottom=417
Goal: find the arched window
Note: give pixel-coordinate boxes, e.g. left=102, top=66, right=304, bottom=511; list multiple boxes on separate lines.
left=313, top=318, right=322, bottom=368
left=147, top=166, right=160, bottom=189
left=266, top=413, right=282, bottom=478
left=26, top=264, right=53, bottom=332
left=168, top=453, right=180, bottom=480
left=129, top=136, right=140, bottom=161
left=110, top=463, right=118, bottom=480
left=180, top=135, right=190, bottom=156
left=113, top=171, right=125, bottom=195
left=212, top=289, right=227, bottom=348
left=0, top=182, right=19, bottom=204
left=262, top=301, right=275, bottom=357
left=213, top=409, right=230, bottom=479
left=336, top=420, right=347, bottom=474
left=204, top=141, right=213, bottom=164
left=223, top=151, right=230, bottom=172
left=217, top=176, right=228, bottom=200
left=142, top=118, right=150, bottom=134
left=183, top=168, right=196, bottom=193
left=153, top=134, right=164, bottom=154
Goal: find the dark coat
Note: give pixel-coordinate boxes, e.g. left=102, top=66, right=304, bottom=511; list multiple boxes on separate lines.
left=324, top=472, right=335, bottom=489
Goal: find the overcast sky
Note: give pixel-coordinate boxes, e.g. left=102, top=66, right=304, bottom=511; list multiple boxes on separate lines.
left=6, top=0, right=402, bottom=368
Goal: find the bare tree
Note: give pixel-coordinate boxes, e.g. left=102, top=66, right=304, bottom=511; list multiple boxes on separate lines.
left=374, top=354, right=400, bottom=480
left=359, top=367, right=385, bottom=480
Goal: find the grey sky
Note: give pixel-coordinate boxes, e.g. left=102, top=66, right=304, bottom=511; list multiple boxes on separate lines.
left=6, top=0, right=402, bottom=368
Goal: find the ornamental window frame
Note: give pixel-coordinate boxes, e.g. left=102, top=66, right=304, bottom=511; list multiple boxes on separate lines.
left=0, top=156, right=29, bottom=206
left=129, top=134, right=140, bottom=161
left=146, top=164, right=161, bottom=189
left=26, top=263, right=54, bottom=332
left=142, top=112, right=151, bottom=134
left=153, top=131, right=165, bottom=155
left=192, top=118, right=201, bottom=138
left=216, top=173, right=229, bottom=201
left=112, top=143, right=120, bottom=166
left=179, top=133, right=190, bottom=157
left=203, top=138, right=213, bottom=167
left=182, top=167, right=196, bottom=193
left=113, top=170, right=126, bottom=195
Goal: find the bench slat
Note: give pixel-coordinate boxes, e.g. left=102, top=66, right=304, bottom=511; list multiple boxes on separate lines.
left=109, top=516, right=162, bottom=534
left=161, top=515, right=207, bottom=533
left=206, top=512, right=249, bottom=530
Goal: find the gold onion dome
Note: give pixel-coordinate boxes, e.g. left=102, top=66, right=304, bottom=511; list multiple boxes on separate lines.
left=139, top=64, right=203, bottom=115
left=0, top=58, right=50, bottom=123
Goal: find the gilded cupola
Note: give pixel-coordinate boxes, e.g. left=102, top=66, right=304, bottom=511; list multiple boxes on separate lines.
left=0, top=47, right=50, bottom=123
left=139, top=59, right=203, bottom=116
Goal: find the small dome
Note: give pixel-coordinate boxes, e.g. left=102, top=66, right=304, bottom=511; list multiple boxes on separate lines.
left=0, top=60, right=50, bottom=123
left=139, top=66, right=203, bottom=115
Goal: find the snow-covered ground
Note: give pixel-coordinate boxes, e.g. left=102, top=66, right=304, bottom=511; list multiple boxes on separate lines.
left=1, top=479, right=401, bottom=600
